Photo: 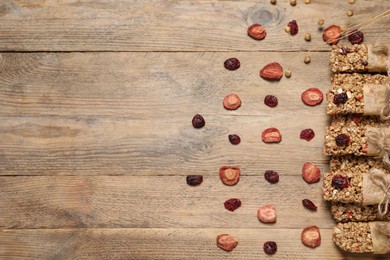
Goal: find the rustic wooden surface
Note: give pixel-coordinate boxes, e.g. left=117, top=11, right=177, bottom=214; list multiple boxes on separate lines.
left=0, top=0, right=389, bottom=259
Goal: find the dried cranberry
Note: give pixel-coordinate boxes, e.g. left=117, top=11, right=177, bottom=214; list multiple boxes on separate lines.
left=333, top=93, right=348, bottom=105
left=335, top=134, right=350, bottom=147
left=264, top=95, right=278, bottom=107
left=263, top=241, right=277, bottom=255
left=224, top=58, right=240, bottom=70
left=348, top=29, right=364, bottom=44
left=302, top=199, right=317, bottom=210
left=192, top=114, right=205, bottom=128
left=186, top=175, right=203, bottom=186
left=288, top=20, right=298, bottom=35
left=224, top=198, right=242, bottom=212
left=300, top=129, right=315, bottom=141
left=361, top=60, right=368, bottom=66
left=228, top=134, right=241, bottom=145
left=332, top=175, right=349, bottom=189
left=339, top=47, right=348, bottom=55
left=264, top=170, right=279, bottom=184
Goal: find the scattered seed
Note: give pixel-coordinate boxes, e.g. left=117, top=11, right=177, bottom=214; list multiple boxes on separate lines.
left=262, top=128, right=282, bottom=143
left=300, top=128, right=315, bottom=141
left=322, top=25, right=341, bottom=45
left=228, top=134, right=241, bottom=145
left=270, top=0, right=277, bottom=4
left=260, top=62, right=283, bottom=81
left=348, top=0, right=355, bottom=4
left=257, top=204, right=277, bottom=223
left=220, top=166, right=240, bottom=186
left=304, top=0, right=311, bottom=4
left=302, top=199, right=318, bottom=210
left=301, top=88, right=323, bottom=106
left=317, top=19, right=325, bottom=26
left=284, top=69, right=292, bottom=78
left=332, top=175, right=349, bottom=189
left=192, top=114, right=205, bottom=128
left=224, top=198, right=242, bottom=212
left=290, top=0, right=297, bottom=6
left=247, top=24, right=267, bottom=40
left=224, top=58, right=240, bottom=70
left=301, top=226, right=321, bottom=248
left=264, top=170, right=279, bottom=184
left=287, top=20, right=299, bottom=35
left=285, top=26, right=291, bottom=33
left=263, top=241, right=277, bottom=255
left=302, top=162, right=321, bottom=183
left=347, top=10, right=354, bottom=17
left=304, top=33, right=312, bottom=41
left=186, top=175, right=203, bottom=186
left=223, top=93, right=241, bottom=110
left=304, top=56, right=311, bottom=64
left=264, top=95, right=278, bottom=107
left=217, top=234, right=238, bottom=251
left=348, top=29, right=364, bottom=44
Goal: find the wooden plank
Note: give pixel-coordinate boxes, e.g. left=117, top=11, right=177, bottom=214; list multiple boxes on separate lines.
left=0, top=52, right=330, bottom=175
left=0, top=228, right=382, bottom=259
left=0, top=0, right=388, bottom=51
left=0, top=176, right=330, bottom=229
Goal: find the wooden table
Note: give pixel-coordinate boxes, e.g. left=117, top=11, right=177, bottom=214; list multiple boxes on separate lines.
left=0, top=1, right=389, bottom=259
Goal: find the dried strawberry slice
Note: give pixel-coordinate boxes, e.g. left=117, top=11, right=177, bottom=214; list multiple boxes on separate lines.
left=301, top=226, right=321, bottom=248
left=302, top=162, right=321, bottom=183
left=219, top=166, right=240, bottom=186
left=257, top=204, right=276, bottom=223
left=262, top=128, right=282, bottom=143
left=216, top=234, right=238, bottom=251
left=301, top=88, right=323, bottom=106
left=223, top=93, right=241, bottom=110
left=323, top=25, right=341, bottom=45
left=260, top=62, right=283, bottom=81
left=247, top=24, right=267, bottom=40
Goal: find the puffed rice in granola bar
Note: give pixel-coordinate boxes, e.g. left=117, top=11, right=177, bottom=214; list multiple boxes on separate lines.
left=327, top=73, right=389, bottom=116
left=330, top=44, right=389, bottom=73
left=333, top=222, right=390, bottom=254
left=331, top=202, right=390, bottom=223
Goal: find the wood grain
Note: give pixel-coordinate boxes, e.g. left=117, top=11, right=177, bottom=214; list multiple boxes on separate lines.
left=0, top=176, right=330, bottom=229
left=0, top=52, right=330, bottom=176
left=0, top=0, right=388, bottom=51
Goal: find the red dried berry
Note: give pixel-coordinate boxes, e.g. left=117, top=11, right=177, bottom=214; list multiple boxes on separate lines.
left=186, top=175, right=203, bottom=186
left=335, top=134, right=350, bottom=147
left=260, top=62, right=283, bottom=81
left=192, top=114, right=205, bottom=128
left=301, top=88, right=323, bottom=106
left=262, top=128, right=282, bottom=143
left=333, top=93, right=348, bottom=105
left=332, top=175, right=349, bottom=189
left=247, top=24, right=267, bottom=40
left=224, top=198, right=242, bottom=212
left=348, top=29, right=364, bottom=44
left=223, top=93, right=241, bottom=110
left=301, top=226, right=321, bottom=248
left=323, top=25, right=341, bottom=45
left=302, top=199, right=317, bottom=210
left=220, top=166, right=240, bottom=186
left=228, top=134, right=241, bottom=145
left=263, top=241, right=277, bottom=255
left=300, top=128, right=315, bottom=141
left=264, top=95, right=278, bottom=107
left=224, top=58, right=240, bottom=70
left=264, top=170, right=279, bottom=184
left=217, top=234, right=238, bottom=252
left=288, top=20, right=298, bottom=35
left=302, top=162, right=321, bottom=184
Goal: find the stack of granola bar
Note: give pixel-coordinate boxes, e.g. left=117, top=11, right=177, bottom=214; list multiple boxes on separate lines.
left=324, top=44, right=390, bottom=254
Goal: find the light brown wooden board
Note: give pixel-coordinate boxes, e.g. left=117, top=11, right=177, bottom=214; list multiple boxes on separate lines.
left=0, top=0, right=388, bottom=51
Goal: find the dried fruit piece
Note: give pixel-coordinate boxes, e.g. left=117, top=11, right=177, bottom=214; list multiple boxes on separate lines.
left=302, top=199, right=317, bottom=210
left=223, top=93, right=241, bottom=110
left=262, top=128, right=282, bottom=143
left=332, top=175, right=349, bottom=189
left=247, top=24, right=267, bottom=40
left=264, top=170, right=279, bottom=184
left=228, top=134, right=241, bottom=145
left=192, top=114, right=205, bottom=128
left=224, top=198, right=242, bottom=212
left=301, top=88, right=323, bottom=106
left=264, top=95, right=278, bottom=107
left=333, top=92, right=348, bottom=104
left=224, top=58, right=240, bottom=71
left=186, top=175, right=203, bottom=186
left=220, top=166, right=240, bottom=186
left=302, top=162, right=321, bottom=183
left=323, top=25, right=341, bottom=45
left=287, top=20, right=298, bottom=35
left=348, top=29, right=364, bottom=44
left=260, top=62, right=283, bottom=81
left=335, top=134, right=350, bottom=147
left=300, top=128, right=315, bottom=141
left=217, top=234, right=238, bottom=251
left=301, top=226, right=321, bottom=248
left=257, top=204, right=276, bottom=223
left=263, top=241, right=277, bottom=255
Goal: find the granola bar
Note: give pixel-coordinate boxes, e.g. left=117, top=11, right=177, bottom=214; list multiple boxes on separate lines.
left=327, top=73, right=389, bottom=115
left=323, top=171, right=363, bottom=203
left=331, top=202, right=390, bottom=222
left=330, top=44, right=389, bottom=73
left=330, top=155, right=386, bottom=175
left=333, top=222, right=390, bottom=254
